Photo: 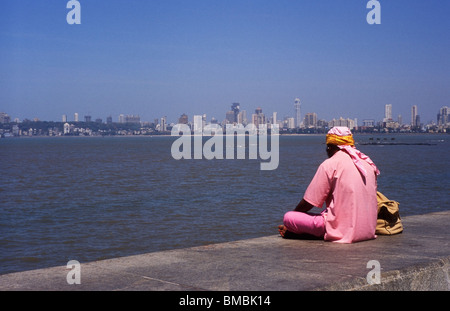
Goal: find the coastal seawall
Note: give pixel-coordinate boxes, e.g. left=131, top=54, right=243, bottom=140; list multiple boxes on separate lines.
left=0, top=211, right=449, bottom=291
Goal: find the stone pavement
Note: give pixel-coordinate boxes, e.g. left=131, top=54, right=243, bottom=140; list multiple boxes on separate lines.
left=0, top=211, right=449, bottom=291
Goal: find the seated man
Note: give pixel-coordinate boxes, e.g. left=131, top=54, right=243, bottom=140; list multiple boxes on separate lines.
left=278, top=127, right=380, bottom=243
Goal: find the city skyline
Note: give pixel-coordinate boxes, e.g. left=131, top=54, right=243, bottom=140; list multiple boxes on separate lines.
left=1, top=96, right=446, bottom=128
left=50, top=102, right=441, bottom=128
left=1, top=1, right=449, bottom=125
left=1, top=100, right=448, bottom=138
left=2, top=101, right=448, bottom=130
left=1, top=94, right=446, bottom=128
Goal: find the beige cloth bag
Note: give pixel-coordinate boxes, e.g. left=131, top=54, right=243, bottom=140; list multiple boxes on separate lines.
left=376, top=191, right=403, bottom=235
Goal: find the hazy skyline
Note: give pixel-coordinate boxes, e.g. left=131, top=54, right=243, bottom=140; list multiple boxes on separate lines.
left=1, top=1, right=449, bottom=124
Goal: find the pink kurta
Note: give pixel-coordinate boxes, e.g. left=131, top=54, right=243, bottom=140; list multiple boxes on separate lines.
left=304, top=150, right=378, bottom=243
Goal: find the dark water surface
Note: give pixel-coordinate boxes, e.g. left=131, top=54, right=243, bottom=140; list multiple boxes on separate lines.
left=0, top=134, right=449, bottom=274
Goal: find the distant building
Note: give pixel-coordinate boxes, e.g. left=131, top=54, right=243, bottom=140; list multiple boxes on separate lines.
left=74, top=113, right=79, bottom=122
left=202, top=114, right=207, bottom=128
left=294, top=98, right=301, bottom=128
left=178, top=113, right=189, bottom=124
left=231, top=103, right=240, bottom=123
left=384, top=104, right=392, bottom=122
left=225, top=110, right=235, bottom=124
left=193, top=115, right=203, bottom=133
left=415, top=114, right=420, bottom=128
left=0, top=112, right=11, bottom=124
left=272, top=112, right=277, bottom=125
left=62, top=114, right=67, bottom=123
left=160, top=116, right=167, bottom=132
left=106, top=116, right=113, bottom=124
left=411, top=105, right=418, bottom=127
left=252, top=107, right=265, bottom=127
left=437, top=106, right=448, bottom=127
left=63, top=123, right=74, bottom=135
left=237, top=110, right=247, bottom=125
left=119, top=114, right=140, bottom=124
left=286, top=117, right=295, bottom=129
left=362, top=119, right=375, bottom=127
left=304, top=112, right=317, bottom=128
left=64, top=123, right=70, bottom=134
left=384, top=120, right=400, bottom=130
left=84, top=115, right=92, bottom=123
left=224, top=103, right=241, bottom=124
left=329, top=117, right=357, bottom=130
left=125, top=115, right=140, bottom=124
left=12, top=124, right=20, bottom=136
left=119, top=114, right=125, bottom=123
left=317, top=119, right=328, bottom=128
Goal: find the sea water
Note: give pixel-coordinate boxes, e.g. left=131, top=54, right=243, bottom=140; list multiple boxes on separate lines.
left=0, top=134, right=448, bottom=274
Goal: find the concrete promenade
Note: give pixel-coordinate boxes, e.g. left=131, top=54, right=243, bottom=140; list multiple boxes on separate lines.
left=0, top=211, right=449, bottom=291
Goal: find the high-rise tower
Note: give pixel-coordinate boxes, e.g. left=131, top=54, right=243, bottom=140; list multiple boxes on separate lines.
left=384, top=104, right=392, bottom=121
left=411, top=105, right=418, bottom=127
left=294, top=98, right=301, bottom=128
left=438, top=106, right=448, bottom=126
left=231, top=103, right=240, bottom=123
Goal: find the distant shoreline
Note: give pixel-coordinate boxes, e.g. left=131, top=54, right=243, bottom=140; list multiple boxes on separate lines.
left=1, top=131, right=448, bottom=140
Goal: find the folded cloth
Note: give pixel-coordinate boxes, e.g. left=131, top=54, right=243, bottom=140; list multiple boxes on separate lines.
left=326, top=127, right=380, bottom=177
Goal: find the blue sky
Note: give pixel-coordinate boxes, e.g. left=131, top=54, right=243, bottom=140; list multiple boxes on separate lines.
left=1, top=0, right=449, bottom=124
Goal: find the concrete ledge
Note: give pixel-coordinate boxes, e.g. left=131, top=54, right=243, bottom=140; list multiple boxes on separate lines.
left=1, top=211, right=449, bottom=291
left=318, top=257, right=450, bottom=291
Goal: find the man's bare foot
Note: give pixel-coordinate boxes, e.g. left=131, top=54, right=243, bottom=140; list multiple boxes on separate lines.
left=278, top=225, right=287, bottom=238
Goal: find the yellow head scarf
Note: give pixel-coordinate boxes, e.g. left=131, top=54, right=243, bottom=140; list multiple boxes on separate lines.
left=326, top=127, right=380, bottom=176
left=326, top=133, right=355, bottom=146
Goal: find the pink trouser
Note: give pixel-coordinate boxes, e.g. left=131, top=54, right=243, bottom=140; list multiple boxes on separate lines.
left=283, top=211, right=326, bottom=238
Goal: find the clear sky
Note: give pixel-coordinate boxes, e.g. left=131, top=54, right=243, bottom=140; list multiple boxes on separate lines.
left=1, top=0, right=449, bottom=124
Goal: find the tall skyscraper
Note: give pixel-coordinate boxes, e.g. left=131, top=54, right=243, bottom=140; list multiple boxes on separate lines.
left=62, top=114, right=67, bottom=122
left=231, top=103, right=240, bottom=123
left=237, top=110, right=247, bottom=125
left=225, top=111, right=235, bottom=124
left=252, top=107, right=265, bottom=126
left=193, top=115, right=202, bottom=133
left=294, top=98, right=301, bottom=128
left=384, top=104, right=392, bottom=121
left=411, top=105, right=418, bottom=127
left=160, top=116, right=167, bottom=132
left=437, top=106, right=448, bottom=126
left=74, top=113, right=79, bottom=122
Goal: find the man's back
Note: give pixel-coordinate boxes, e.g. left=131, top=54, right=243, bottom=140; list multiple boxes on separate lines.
left=304, top=150, right=378, bottom=243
